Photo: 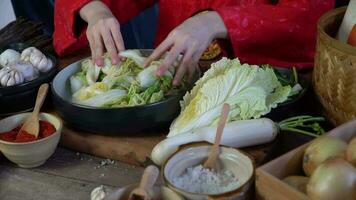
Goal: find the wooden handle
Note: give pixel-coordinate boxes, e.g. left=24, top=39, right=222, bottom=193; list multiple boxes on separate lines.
left=33, top=83, right=49, bottom=115
left=203, top=104, right=230, bottom=169
left=138, top=165, right=159, bottom=191
left=213, top=104, right=230, bottom=149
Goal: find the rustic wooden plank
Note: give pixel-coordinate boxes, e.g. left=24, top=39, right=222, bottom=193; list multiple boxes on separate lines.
left=59, top=126, right=166, bottom=166
left=1, top=147, right=144, bottom=187
left=0, top=165, right=114, bottom=200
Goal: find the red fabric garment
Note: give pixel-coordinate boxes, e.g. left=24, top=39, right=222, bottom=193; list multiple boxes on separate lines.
left=53, top=0, right=334, bottom=69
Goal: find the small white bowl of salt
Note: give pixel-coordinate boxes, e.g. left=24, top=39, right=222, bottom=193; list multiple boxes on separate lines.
left=163, top=144, right=254, bottom=200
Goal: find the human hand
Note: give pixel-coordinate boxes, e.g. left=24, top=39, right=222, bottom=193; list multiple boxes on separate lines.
left=80, top=1, right=125, bottom=66
left=144, top=11, right=227, bottom=85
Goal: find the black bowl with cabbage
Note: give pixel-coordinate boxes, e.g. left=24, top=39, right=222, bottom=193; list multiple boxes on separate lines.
left=52, top=49, right=199, bottom=134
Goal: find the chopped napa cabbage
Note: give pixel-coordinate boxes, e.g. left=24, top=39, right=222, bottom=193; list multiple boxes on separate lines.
left=149, top=90, right=164, bottom=103
left=81, top=59, right=101, bottom=85
left=119, top=50, right=145, bottom=68
left=70, top=50, right=183, bottom=108
left=168, top=57, right=291, bottom=137
left=80, top=89, right=127, bottom=107
left=70, top=71, right=88, bottom=93
left=137, top=61, right=172, bottom=88
left=73, top=82, right=108, bottom=101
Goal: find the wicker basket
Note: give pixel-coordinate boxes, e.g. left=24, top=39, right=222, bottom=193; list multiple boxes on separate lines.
left=313, top=7, right=356, bottom=126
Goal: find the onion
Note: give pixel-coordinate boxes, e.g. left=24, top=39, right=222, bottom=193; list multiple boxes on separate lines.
left=307, top=158, right=356, bottom=200
left=303, top=136, right=347, bottom=176
left=346, top=137, right=356, bottom=167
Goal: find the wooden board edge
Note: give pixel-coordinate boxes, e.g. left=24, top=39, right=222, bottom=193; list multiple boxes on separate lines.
left=256, top=169, right=307, bottom=200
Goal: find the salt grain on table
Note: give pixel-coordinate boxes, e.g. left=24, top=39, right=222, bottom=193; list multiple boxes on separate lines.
left=172, top=165, right=239, bottom=194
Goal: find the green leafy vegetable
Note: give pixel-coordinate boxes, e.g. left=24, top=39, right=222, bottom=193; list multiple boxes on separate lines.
left=81, top=89, right=126, bottom=107
left=71, top=50, right=179, bottom=107
left=168, top=57, right=292, bottom=137
left=278, top=115, right=325, bottom=137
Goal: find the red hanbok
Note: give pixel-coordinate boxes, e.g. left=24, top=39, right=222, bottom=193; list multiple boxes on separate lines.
left=53, top=0, right=334, bottom=69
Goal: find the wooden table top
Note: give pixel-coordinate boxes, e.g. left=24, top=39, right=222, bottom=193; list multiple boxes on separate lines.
left=0, top=50, right=327, bottom=200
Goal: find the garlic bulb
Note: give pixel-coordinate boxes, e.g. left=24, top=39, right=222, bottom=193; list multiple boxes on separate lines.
left=21, top=47, right=53, bottom=72
left=9, top=61, right=39, bottom=81
left=0, top=67, right=24, bottom=87
left=0, top=49, right=21, bottom=67
left=90, top=185, right=106, bottom=200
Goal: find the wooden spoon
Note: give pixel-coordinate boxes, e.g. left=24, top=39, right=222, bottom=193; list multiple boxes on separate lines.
left=203, top=103, right=230, bottom=170
left=19, top=83, right=49, bottom=138
left=129, top=165, right=160, bottom=200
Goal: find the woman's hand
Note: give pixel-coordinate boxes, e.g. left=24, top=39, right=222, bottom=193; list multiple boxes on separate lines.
left=145, top=11, right=228, bottom=85
left=80, top=1, right=125, bottom=66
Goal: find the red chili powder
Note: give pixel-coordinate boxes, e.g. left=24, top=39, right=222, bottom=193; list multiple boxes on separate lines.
left=0, top=121, right=56, bottom=143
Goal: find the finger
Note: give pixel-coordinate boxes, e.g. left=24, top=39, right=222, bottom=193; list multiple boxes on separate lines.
left=110, top=25, right=125, bottom=52
left=156, top=44, right=185, bottom=76
left=187, top=53, right=201, bottom=83
left=173, top=48, right=194, bottom=85
left=87, top=31, right=96, bottom=63
left=101, top=27, right=119, bottom=64
left=144, top=38, right=173, bottom=68
left=93, top=31, right=104, bottom=66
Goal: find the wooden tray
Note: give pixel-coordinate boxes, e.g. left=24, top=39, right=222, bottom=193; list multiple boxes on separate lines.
left=255, top=119, right=356, bottom=200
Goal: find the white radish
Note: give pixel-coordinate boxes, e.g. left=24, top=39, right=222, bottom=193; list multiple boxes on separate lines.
left=151, top=115, right=325, bottom=166
left=151, top=118, right=278, bottom=166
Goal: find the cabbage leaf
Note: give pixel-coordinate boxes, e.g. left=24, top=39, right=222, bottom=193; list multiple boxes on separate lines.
left=168, top=57, right=291, bottom=137
left=70, top=50, right=182, bottom=108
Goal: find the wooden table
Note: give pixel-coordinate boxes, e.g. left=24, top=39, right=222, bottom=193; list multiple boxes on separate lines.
left=0, top=51, right=329, bottom=199
left=0, top=147, right=144, bottom=200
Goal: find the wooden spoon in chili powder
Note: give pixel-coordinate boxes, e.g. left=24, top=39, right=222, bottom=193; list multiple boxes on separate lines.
left=19, top=83, right=49, bottom=138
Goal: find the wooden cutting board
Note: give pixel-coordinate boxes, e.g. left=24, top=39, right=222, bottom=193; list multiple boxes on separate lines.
left=58, top=122, right=271, bottom=167
left=59, top=125, right=166, bottom=166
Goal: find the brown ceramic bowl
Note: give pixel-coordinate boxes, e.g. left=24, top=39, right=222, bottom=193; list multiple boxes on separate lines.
left=162, top=143, right=255, bottom=200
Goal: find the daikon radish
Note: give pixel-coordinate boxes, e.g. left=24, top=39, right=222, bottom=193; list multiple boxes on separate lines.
left=336, top=0, right=356, bottom=43
left=151, top=116, right=324, bottom=166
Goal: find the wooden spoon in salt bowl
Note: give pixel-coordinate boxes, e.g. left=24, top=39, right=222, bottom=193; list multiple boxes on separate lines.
left=203, top=103, right=230, bottom=170
left=129, top=165, right=160, bottom=200
left=19, top=83, right=49, bottom=138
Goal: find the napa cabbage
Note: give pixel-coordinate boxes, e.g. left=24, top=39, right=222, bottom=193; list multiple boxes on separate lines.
left=168, top=57, right=291, bottom=137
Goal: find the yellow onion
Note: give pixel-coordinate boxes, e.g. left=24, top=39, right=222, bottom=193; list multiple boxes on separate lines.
left=346, top=137, right=356, bottom=167
left=303, top=136, right=347, bottom=176
left=307, top=158, right=356, bottom=200
left=283, top=176, right=309, bottom=194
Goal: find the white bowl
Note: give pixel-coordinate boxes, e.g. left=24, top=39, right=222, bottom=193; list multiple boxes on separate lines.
left=0, top=112, right=62, bottom=168
left=163, top=144, right=255, bottom=200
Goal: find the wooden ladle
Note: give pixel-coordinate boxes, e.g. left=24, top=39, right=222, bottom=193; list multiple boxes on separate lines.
left=203, top=103, right=230, bottom=170
left=19, top=83, right=49, bottom=138
left=129, top=165, right=160, bottom=200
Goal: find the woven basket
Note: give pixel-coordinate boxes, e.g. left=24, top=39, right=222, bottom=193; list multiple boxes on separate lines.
left=313, top=7, right=356, bottom=126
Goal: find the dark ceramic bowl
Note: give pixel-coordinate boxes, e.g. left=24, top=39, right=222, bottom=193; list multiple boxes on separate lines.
left=0, top=43, right=57, bottom=116
left=264, top=67, right=309, bottom=121
left=52, top=49, right=198, bottom=134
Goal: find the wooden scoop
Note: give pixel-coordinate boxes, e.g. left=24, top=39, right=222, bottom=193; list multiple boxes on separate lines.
left=19, top=83, right=49, bottom=138
left=203, top=103, right=230, bottom=170
left=129, top=165, right=160, bottom=200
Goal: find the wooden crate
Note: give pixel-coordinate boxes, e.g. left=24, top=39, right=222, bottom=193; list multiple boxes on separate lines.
left=255, top=120, right=356, bottom=200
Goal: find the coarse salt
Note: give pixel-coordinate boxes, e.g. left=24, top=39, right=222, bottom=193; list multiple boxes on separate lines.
left=172, top=165, right=239, bottom=194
